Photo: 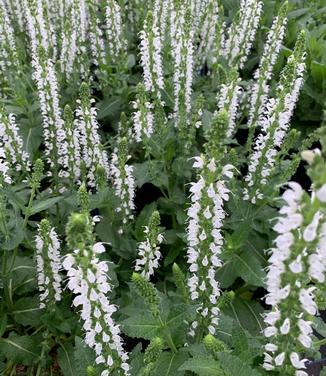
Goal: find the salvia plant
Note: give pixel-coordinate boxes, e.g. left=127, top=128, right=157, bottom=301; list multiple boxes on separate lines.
left=0, top=1, right=325, bottom=376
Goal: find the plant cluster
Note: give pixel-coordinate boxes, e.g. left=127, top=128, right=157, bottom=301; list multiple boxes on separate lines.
left=0, top=1, right=325, bottom=376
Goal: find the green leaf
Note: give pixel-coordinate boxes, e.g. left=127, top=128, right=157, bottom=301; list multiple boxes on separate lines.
left=20, top=121, right=42, bottom=158
left=12, top=296, right=43, bottom=327
left=121, top=313, right=161, bottom=340
left=133, top=161, right=168, bottom=189
left=233, top=253, right=265, bottom=287
left=222, top=298, right=264, bottom=335
left=0, top=216, right=24, bottom=251
left=10, top=256, right=36, bottom=295
left=129, top=343, right=144, bottom=376
left=98, top=96, right=122, bottom=119
left=216, top=260, right=239, bottom=288
left=0, top=333, right=41, bottom=365
left=179, top=355, right=224, bottom=376
left=218, top=353, right=263, bottom=376
left=153, top=351, right=188, bottom=376
left=58, top=343, right=77, bottom=376
left=164, top=304, right=196, bottom=332
left=28, top=196, right=63, bottom=216
left=231, top=326, right=263, bottom=361
left=134, top=202, right=157, bottom=241
left=217, top=252, right=265, bottom=288
left=0, top=314, right=7, bottom=337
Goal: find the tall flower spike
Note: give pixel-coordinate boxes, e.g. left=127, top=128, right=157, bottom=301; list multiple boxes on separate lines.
left=152, top=0, right=169, bottom=43
left=170, top=4, right=194, bottom=129
left=141, top=337, right=164, bottom=376
left=139, top=11, right=164, bottom=98
left=263, top=181, right=326, bottom=375
left=217, top=69, right=242, bottom=139
left=244, top=31, right=306, bottom=203
left=135, top=211, right=163, bottom=280
left=64, top=212, right=130, bottom=376
left=110, top=136, right=135, bottom=232
left=42, top=0, right=58, bottom=60
left=64, top=105, right=81, bottom=185
left=105, top=0, right=127, bottom=64
left=132, top=83, right=155, bottom=143
left=0, top=108, right=30, bottom=184
left=0, top=0, right=20, bottom=86
left=186, top=155, right=234, bottom=337
left=75, top=82, right=110, bottom=189
left=87, top=0, right=106, bottom=71
left=32, top=47, right=69, bottom=182
left=247, top=1, right=288, bottom=132
left=72, top=0, right=89, bottom=78
left=60, top=2, right=79, bottom=79
left=197, top=0, right=220, bottom=67
left=4, top=0, right=25, bottom=31
left=222, top=0, right=263, bottom=69
left=190, top=0, right=208, bottom=35
left=23, top=0, right=53, bottom=57
left=35, top=219, right=62, bottom=309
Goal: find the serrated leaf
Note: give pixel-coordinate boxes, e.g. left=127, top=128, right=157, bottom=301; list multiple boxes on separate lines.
left=129, top=343, right=144, bottom=376
left=10, top=256, right=36, bottom=295
left=28, top=196, right=63, bottom=216
left=164, top=304, right=195, bottom=332
left=216, top=261, right=239, bottom=288
left=234, top=253, right=265, bottom=287
left=12, top=296, right=43, bottom=327
left=153, top=351, right=188, bottom=376
left=98, top=96, right=122, bottom=119
left=58, top=343, right=77, bottom=376
left=121, top=313, right=161, bottom=339
left=179, top=355, right=224, bottom=376
left=222, top=298, right=264, bottom=335
left=218, top=353, right=263, bottom=376
left=1, top=216, right=24, bottom=251
left=0, top=333, right=41, bottom=365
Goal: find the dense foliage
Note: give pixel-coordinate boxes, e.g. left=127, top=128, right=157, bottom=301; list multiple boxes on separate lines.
left=0, top=0, right=325, bottom=375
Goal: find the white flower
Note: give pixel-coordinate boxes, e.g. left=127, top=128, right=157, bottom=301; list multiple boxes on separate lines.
left=171, top=4, right=194, bottom=126
left=244, top=40, right=305, bottom=203
left=290, top=352, right=307, bottom=369
left=35, top=222, right=62, bottom=308
left=303, top=211, right=323, bottom=242
left=299, top=287, right=317, bottom=315
left=64, top=240, right=129, bottom=375
left=187, top=157, right=232, bottom=337
left=139, top=19, right=164, bottom=96
left=280, top=318, right=290, bottom=334
left=247, top=6, right=287, bottom=129
left=265, top=343, right=278, bottom=352
left=316, top=184, right=326, bottom=202
left=222, top=0, right=263, bottom=68
left=217, top=77, right=242, bottom=138
left=105, top=0, right=126, bottom=62
left=75, top=92, right=110, bottom=188
left=134, top=223, right=163, bottom=280
left=274, top=352, right=285, bottom=366
left=32, top=51, right=70, bottom=179
left=93, top=243, right=106, bottom=254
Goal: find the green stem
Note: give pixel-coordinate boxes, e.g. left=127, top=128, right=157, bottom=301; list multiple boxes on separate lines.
left=158, top=316, right=177, bottom=354
left=23, top=187, right=36, bottom=228
left=313, top=337, right=326, bottom=348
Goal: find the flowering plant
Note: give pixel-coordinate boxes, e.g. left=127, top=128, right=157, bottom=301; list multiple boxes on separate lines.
left=0, top=1, right=325, bottom=375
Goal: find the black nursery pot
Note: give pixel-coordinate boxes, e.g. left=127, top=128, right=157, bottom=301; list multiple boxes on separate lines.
left=306, top=358, right=326, bottom=376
